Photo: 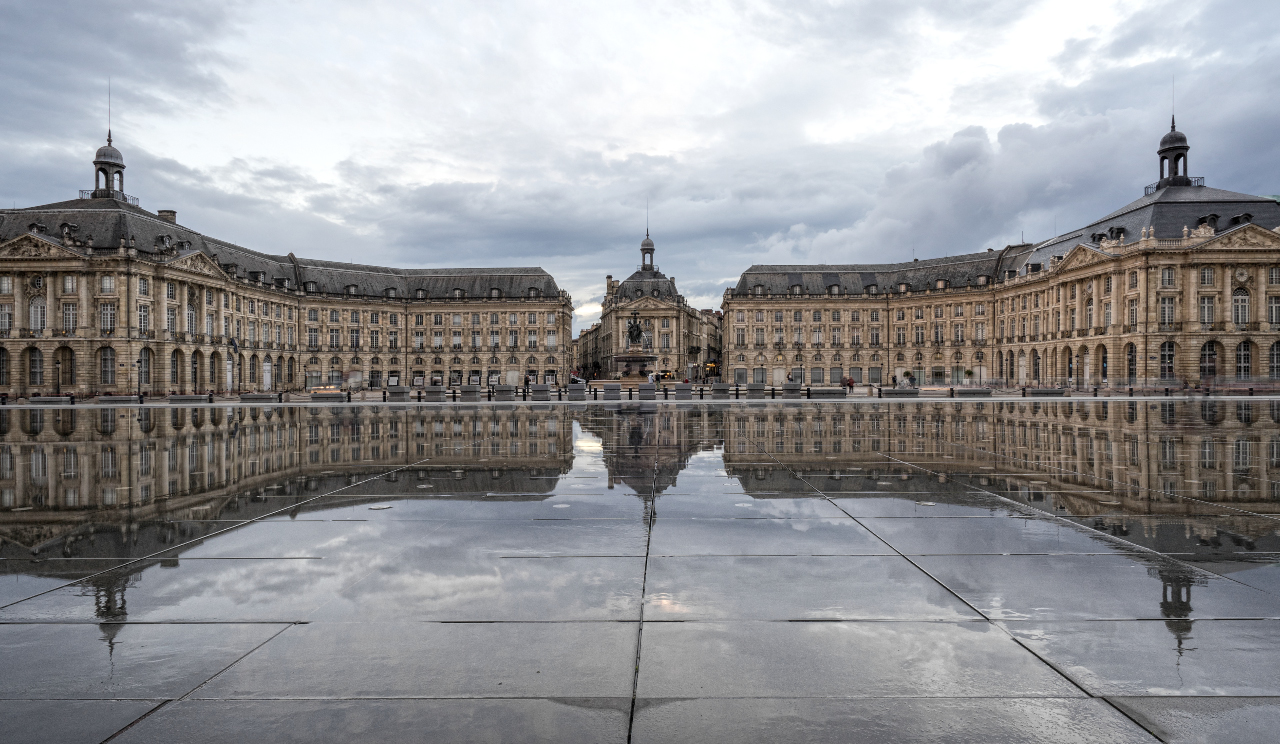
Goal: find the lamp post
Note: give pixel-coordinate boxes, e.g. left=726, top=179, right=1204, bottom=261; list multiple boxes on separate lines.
left=54, top=359, right=61, bottom=396
left=135, top=358, right=141, bottom=398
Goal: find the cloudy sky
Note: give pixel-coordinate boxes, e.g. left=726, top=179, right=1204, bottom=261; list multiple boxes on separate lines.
left=2, top=0, right=1278, bottom=331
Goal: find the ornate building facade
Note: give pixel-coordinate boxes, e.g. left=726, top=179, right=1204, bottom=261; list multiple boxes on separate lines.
left=574, top=234, right=722, bottom=380
left=722, top=124, right=1280, bottom=388
left=0, top=138, right=574, bottom=397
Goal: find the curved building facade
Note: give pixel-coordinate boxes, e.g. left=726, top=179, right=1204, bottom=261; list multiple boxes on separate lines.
left=722, top=124, right=1280, bottom=388
left=0, top=139, right=574, bottom=396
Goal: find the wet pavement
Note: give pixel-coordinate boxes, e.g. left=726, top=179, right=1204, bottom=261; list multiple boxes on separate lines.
left=3, top=399, right=1280, bottom=742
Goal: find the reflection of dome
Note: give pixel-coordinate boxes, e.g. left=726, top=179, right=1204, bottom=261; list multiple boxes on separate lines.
left=94, top=143, right=124, bottom=166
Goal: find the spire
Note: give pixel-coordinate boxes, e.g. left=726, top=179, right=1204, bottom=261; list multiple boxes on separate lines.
left=1170, top=114, right=1176, bottom=132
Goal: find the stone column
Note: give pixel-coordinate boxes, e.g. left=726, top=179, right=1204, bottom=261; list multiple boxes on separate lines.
left=44, top=271, right=55, bottom=338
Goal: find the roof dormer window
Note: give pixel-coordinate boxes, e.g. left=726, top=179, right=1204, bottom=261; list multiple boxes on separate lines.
left=385, top=288, right=397, bottom=298
left=1230, top=213, right=1253, bottom=226
left=346, top=284, right=358, bottom=295
left=753, top=284, right=763, bottom=296
left=790, top=284, right=802, bottom=295
left=828, top=284, right=840, bottom=295
left=453, top=288, right=466, bottom=298
left=304, top=281, right=317, bottom=294
left=490, top=288, right=502, bottom=298
left=415, top=289, right=426, bottom=299
left=935, top=279, right=947, bottom=289
left=528, top=287, right=540, bottom=298
left=866, top=284, right=877, bottom=295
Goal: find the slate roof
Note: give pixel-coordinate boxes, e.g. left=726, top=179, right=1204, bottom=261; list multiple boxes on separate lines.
left=0, top=197, right=563, bottom=300
left=1014, top=184, right=1280, bottom=273
left=615, top=266, right=680, bottom=302
left=732, top=251, right=1004, bottom=295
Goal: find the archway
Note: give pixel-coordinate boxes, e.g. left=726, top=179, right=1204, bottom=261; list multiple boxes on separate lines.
left=27, top=347, right=44, bottom=388
left=98, top=346, right=116, bottom=388
left=170, top=349, right=185, bottom=393
left=139, top=347, right=153, bottom=393
left=54, top=346, right=76, bottom=390
left=1236, top=340, right=1253, bottom=380
left=1125, top=343, right=1137, bottom=384
left=263, top=356, right=272, bottom=391
left=1270, top=342, right=1280, bottom=380
left=1160, top=341, right=1176, bottom=381
left=1199, top=341, right=1219, bottom=382
left=209, top=351, right=222, bottom=394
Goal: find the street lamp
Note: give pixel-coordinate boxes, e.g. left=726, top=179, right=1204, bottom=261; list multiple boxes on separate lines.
left=135, top=359, right=141, bottom=398
left=54, top=359, right=61, bottom=396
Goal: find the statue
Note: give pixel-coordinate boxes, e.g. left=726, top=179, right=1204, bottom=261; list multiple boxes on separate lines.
left=626, top=317, right=643, bottom=346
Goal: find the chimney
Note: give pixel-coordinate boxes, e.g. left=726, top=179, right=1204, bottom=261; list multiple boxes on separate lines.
left=158, top=210, right=177, bottom=223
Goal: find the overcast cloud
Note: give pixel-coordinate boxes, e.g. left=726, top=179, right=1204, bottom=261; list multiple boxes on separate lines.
left=2, top=0, right=1278, bottom=332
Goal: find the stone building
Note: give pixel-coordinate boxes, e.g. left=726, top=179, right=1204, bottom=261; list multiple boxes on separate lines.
left=0, top=137, right=573, bottom=397
left=722, top=123, right=1280, bottom=387
left=575, top=233, right=722, bottom=381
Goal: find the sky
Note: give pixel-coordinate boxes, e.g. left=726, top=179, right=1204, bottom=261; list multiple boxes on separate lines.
left=2, top=0, right=1278, bottom=333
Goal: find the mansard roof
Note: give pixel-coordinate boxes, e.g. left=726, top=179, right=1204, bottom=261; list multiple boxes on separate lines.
left=1016, top=184, right=1280, bottom=272
left=0, top=198, right=563, bottom=300
left=615, top=266, right=680, bottom=303
left=733, top=251, right=1003, bottom=296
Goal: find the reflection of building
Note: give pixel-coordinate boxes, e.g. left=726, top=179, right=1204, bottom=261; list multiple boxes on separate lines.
left=575, top=235, right=721, bottom=381
left=722, top=124, right=1280, bottom=387
left=0, top=137, right=573, bottom=397
left=579, top=405, right=720, bottom=499
left=0, top=404, right=575, bottom=617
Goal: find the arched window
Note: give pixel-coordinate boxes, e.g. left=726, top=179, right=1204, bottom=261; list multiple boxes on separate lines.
left=1085, top=299, right=1094, bottom=329
left=1099, top=346, right=1107, bottom=380
left=1126, top=343, right=1136, bottom=382
left=1233, top=288, right=1251, bottom=325
left=28, top=348, right=43, bottom=385
left=100, top=347, right=116, bottom=385
left=250, top=356, right=259, bottom=383
left=171, top=351, right=180, bottom=384
left=1270, top=342, right=1280, bottom=380
left=0, top=348, right=7, bottom=385
left=1236, top=341, right=1252, bottom=380
left=1200, top=342, right=1218, bottom=380
left=139, top=348, right=152, bottom=385
left=1159, top=341, right=1176, bottom=381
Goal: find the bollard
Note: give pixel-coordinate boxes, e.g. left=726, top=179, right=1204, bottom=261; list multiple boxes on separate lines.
left=949, top=387, right=954, bottom=398
left=1093, top=387, right=1098, bottom=397
left=382, top=390, right=387, bottom=402
left=699, top=386, right=703, bottom=400
left=771, top=387, right=776, bottom=399
left=208, top=393, right=214, bottom=404
left=417, top=390, right=423, bottom=402
left=663, top=386, right=668, bottom=400
left=1021, top=387, right=1026, bottom=398
left=806, top=387, right=811, bottom=399
left=1128, top=387, right=1133, bottom=397
left=1164, top=388, right=1170, bottom=397
left=69, top=394, right=75, bottom=405
left=1250, top=387, right=1255, bottom=396
left=877, top=386, right=882, bottom=399
left=346, top=391, right=352, bottom=402
left=734, top=384, right=739, bottom=400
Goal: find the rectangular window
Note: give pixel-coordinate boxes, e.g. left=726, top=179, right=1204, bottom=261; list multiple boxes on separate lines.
left=1159, top=297, right=1175, bottom=326
left=370, top=312, right=380, bottom=325
left=101, top=275, right=116, bottom=294
left=2, top=303, right=16, bottom=330
left=1161, top=267, right=1176, bottom=287
left=1103, top=302, right=1111, bottom=326
left=1200, top=296, right=1215, bottom=324
left=247, top=321, right=256, bottom=342
left=527, top=330, right=538, bottom=349
left=137, top=304, right=150, bottom=332
left=351, top=310, right=360, bottom=323
left=330, top=310, right=340, bottom=323
left=1104, top=276, right=1112, bottom=294
left=1270, top=267, right=1280, bottom=285
left=330, top=328, right=340, bottom=347
left=62, top=275, right=75, bottom=293
left=508, top=330, right=518, bottom=347
left=308, top=309, right=318, bottom=322
left=370, top=330, right=381, bottom=348
left=308, top=328, right=318, bottom=347
left=1128, top=299, right=1138, bottom=326
left=870, top=310, right=880, bottom=322
left=388, top=331, right=398, bottom=348
left=433, top=330, right=443, bottom=348
left=1270, top=297, right=1280, bottom=325
left=452, top=330, right=463, bottom=347
left=0, top=276, right=11, bottom=294
left=1201, top=267, right=1214, bottom=286
left=100, top=303, right=116, bottom=331
left=953, top=323, right=964, bottom=342
left=546, top=330, right=556, bottom=348
left=62, top=303, right=77, bottom=331
left=660, top=333, right=670, bottom=348
left=349, top=328, right=361, bottom=347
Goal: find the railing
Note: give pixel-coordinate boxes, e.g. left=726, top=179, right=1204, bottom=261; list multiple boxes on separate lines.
left=1144, top=176, right=1203, bottom=195
left=80, top=189, right=140, bottom=206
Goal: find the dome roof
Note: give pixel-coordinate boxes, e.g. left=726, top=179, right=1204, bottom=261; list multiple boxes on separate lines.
left=641, top=235, right=654, bottom=249
left=1159, top=129, right=1187, bottom=149
left=94, top=137, right=124, bottom=167
left=1159, top=117, right=1187, bottom=150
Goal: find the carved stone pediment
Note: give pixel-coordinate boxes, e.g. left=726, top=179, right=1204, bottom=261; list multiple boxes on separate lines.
left=1202, top=223, right=1280, bottom=251
left=1055, top=244, right=1111, bottom=273
left=0, top=233, right=81, bottom=260
left=169, top=252, right=225, bottom=278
